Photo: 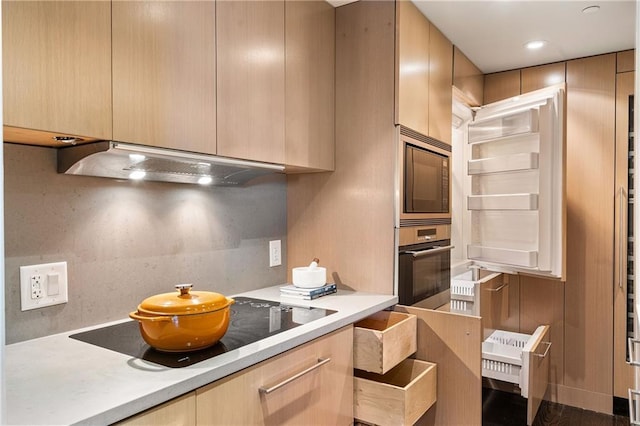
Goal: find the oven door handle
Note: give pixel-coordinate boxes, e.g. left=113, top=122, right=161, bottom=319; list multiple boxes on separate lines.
left=405, top=245, right=455, bottom=258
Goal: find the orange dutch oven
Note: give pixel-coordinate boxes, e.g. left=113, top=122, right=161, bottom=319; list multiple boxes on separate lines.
left=129, top=283, right=235, bottom=352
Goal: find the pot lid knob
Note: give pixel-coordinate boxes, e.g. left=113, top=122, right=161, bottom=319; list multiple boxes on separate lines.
left=175, top=283, right=193, bottom=296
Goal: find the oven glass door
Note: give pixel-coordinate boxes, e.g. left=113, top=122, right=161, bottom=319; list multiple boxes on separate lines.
left=398, top=240, right=452, bottom=307
left=405, top=144, right=449, bottom=214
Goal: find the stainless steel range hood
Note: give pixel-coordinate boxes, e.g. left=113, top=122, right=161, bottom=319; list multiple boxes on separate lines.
left=57, top=141, right=285, bottom=186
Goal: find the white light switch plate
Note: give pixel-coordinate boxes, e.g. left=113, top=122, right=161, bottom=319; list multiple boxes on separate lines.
left=20, top=262, right=68, bottom=311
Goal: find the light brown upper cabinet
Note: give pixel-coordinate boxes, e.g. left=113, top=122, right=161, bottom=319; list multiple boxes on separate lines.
left=483, top=70, right=520, bottom=104
left=428, top=24, right=453, bottom=144
left=485, top=62, right=567, bottom=104
left=395, top=0, right=430, bottom=138
left=2, top=1, right=112, bottom=143
left=216, top=0, right=285, bottom=165
left=395, top=1, right=453, bottom=144
left=112, top=1, right=216, bottom=154
left=453, top=47, right=484, bottom=107
left=285, top=0, right=335, bottom=172
left=521, top=62, right=566, bottom=94
left=617, top=49, right=635, bottom=73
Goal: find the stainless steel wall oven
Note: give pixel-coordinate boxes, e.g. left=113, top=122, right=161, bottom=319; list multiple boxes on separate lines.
left=397, top=224, right=453, bottom=308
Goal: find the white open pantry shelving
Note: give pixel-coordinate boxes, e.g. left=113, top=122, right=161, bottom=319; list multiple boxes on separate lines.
left=465, top=86, right=565, bottom=279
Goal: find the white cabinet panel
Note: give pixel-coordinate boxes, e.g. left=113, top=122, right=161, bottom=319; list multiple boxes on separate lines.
left=466, top=86, right=565, bottom=279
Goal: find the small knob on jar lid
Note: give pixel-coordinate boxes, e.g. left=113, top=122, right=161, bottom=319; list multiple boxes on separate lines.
left=175, top=283, right=193, bottom=295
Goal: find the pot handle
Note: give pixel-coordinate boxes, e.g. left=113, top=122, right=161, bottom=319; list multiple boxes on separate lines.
left=129, top=311, right=172, bottom=322
left=175, top=283, right=193, bottom=296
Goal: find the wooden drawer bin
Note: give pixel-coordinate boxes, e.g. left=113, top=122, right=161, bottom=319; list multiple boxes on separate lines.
left=354, top=359, right=437, bottom=426
left=354, top=311, right=417, bottom=374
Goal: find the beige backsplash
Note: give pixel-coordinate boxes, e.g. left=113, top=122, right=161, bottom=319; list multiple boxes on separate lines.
left=4, top=143, right=287, bottom=344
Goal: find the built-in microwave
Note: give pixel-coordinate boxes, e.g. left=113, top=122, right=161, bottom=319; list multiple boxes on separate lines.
left=398, top=127, right=452, bottom=226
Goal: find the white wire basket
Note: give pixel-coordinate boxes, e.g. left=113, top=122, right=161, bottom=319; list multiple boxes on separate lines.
left=481, top=330, right=532, bottom=385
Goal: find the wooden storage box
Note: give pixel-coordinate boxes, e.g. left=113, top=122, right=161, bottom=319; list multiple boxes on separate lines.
left=354, top=311, right=417, bottom=374
left=354, top=359, right=437, bottom=426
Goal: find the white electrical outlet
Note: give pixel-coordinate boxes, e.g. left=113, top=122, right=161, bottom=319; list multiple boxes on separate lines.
left=269, top=240, right=282, bottom=267
left=30, top=275, right=44, bottom=299
left=20, top=262, right=68, bottom=311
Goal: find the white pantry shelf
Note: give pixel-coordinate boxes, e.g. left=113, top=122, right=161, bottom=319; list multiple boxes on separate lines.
left=467, top=245, right=538, bottom=268
left=469, top=109, right=539, bottom=143
left=468, top=152, right=539, bottom=175
left=467, top=193, right=538, bottom=211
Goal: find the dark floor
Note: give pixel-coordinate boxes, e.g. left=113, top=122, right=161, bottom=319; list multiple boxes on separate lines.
left=482, top=389, right=631, bottom=426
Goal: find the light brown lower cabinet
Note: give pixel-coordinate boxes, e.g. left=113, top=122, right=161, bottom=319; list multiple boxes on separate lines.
left=196, top=325, right=353, bottom=425
left=395, top=306, right=482, bottom=426
left=396, top=305, right=550, bottom=426
left=352, top=311, right=436, bottom=426
left=354, top=359, right=437, bottom=426
left=117, top=326, right=352, bottom=425
left=116, top=392, right=196, bottom=426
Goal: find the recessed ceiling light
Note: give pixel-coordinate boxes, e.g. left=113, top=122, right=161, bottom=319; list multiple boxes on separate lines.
left=582, top=5, right=600, bottom=14
left=525, top=40, right=546, bottom=50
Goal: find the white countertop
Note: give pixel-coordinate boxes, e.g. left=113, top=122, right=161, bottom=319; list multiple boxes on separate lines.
left=5, top=285, right=397, bottom=425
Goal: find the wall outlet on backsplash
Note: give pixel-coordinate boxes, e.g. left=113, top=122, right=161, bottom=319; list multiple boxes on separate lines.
left=269, top=240, right=282, bottom=267
left=20, top=262, right=68, bottom=311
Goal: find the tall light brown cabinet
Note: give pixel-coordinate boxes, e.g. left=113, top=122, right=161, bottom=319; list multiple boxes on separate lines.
left=614, top=49, right=636, bottom=400
left=287, top=0, right=452, bottom=292
left=484, top=51, right=632, bottom=414
left=563, top=53, right=616, bottom=411
left=288, top=0, right=397, bottom=294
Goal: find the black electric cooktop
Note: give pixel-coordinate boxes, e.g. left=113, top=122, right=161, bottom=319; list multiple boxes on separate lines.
left=70, top=297, right=336, bottom=368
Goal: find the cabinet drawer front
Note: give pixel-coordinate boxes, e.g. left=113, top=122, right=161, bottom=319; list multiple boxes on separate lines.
left=354, top=311, right=417, bottom=374
left=196, top=326, right=353, bottom=425
left=354, top=359, right=437, bottom=426
left=524, top=325, right=551, bottom=425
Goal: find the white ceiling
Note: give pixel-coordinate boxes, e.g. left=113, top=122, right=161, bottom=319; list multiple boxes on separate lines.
left=329, top=1, right=636, bottom=74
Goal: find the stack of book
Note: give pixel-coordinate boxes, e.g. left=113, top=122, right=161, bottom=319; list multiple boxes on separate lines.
left=280, top=283, right=337, bottom=300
